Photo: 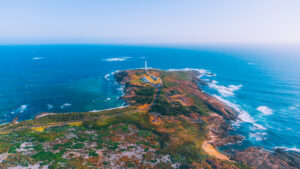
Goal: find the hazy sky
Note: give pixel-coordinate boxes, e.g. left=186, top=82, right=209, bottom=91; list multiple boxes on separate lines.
left=0, top=0, right=300, bottom=44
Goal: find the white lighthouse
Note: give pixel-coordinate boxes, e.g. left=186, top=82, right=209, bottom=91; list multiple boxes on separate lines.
left=145, top=60, right=148, bottom=74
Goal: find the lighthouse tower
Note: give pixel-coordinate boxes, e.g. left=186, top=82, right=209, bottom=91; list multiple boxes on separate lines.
left=145, top=60, right=148, bottom=74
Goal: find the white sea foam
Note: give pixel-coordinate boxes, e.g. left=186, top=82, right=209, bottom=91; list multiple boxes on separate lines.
left=212, top=95, right=266, bottom=130
left=213, top=95, right=254, bottom=123
left=105, top=70, right=121, bottom=82
left=251, top=123, right=267, bottom=130
left=117, top=84, right=126, bottom=96
left=103, top=56, right=131, bottom=62
left=274, top=146, right=300, bottom=153
left=206, top=73, right=216, bottom=77
left=168, top=68, right=211, bottom=78
left=112, top=70, right=120, bottom=74
left=289, top=104, right=299, bottom=110
left=107, top=98, right=111, bottom=101
left=117, top=85, right=124, bottom=92
left=10, top=105, right=28, bottom=115
left=47, top=104, right=54, bottom=109
left=168, top=68, right=208, bottom=74
left=60, top=103, right=72, bottom=109
left=32, top=57, right=44, bottom=60
left=104, top=74, right=110, bottom=80
left=17, top=105, right=27, bottom=113
left=169, top=68, right=241, bottom=97
left=104, top=70, right=119, bottom=81
left=208, top=80, right=242, bottom=97
left=257, top=106, right=273, bottom=115
left=249, top=132, right=267, bottom=141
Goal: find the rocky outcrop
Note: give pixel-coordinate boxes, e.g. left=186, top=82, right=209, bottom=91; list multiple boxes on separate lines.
left=116, top=69, right=300, bottom=169
left=232, top=147, right=300, bottom=169
left=190, top=73, right=236, bottom=121
left=114, top=71, right=129, bottom=84
left=202, top=112, right=242, bottom=146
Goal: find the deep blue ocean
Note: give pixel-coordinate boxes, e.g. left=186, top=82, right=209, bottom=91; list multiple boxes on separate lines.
left=0, top=45, right=299, bottom=152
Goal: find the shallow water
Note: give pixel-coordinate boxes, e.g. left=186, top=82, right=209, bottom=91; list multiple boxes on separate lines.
left=0, top=44, right=299, bottom=151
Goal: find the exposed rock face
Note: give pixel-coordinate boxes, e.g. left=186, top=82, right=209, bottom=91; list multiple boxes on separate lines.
left=232, top=147, right=300, bottom=169
left=197, top=92, right=236, bottom=120
left=274, top=149, right=300, bottom=168
left=114, top=71, right=129, bottom=83
left=199, top=107, right=243, bottom=148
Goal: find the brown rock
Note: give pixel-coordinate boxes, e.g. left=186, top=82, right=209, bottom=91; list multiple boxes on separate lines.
left=232, top=147, right=300, bottom=169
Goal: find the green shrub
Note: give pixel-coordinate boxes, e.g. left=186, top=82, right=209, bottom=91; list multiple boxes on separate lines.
left=89, top=150, right=98, bottom=157
left=171, top=142, right=206, bottom=165
left=0, top=142, right=12, bottom=153
left=72, top=143, right=84, bottom=149
left=137, top=130, right=153, bottom=138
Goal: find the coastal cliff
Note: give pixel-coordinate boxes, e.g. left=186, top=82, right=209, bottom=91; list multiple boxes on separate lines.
left=0, top=69, right=298, bottom=168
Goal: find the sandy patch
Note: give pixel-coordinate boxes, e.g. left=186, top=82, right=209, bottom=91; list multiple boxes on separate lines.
left=202, top=140, right=230, bottom=161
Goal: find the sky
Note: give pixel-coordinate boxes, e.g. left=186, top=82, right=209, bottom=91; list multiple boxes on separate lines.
left=0, top=0, right=300, bottom=45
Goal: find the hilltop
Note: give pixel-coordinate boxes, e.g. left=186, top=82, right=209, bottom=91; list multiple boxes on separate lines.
left=0, top=69, right=298, bottom=169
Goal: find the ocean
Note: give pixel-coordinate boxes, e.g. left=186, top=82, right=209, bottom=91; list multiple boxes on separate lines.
left=0, top=44, right=299, bottom=152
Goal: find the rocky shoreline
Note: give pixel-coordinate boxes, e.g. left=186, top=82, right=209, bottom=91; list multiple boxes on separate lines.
left=1, top=68, right=298, bottom=168
left=191, top=70, right=300, bottom=169
left=117, top=69, right=300, bottom=169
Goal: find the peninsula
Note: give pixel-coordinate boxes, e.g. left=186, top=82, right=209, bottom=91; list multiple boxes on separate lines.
left=0, top=69, right=299, bottom=168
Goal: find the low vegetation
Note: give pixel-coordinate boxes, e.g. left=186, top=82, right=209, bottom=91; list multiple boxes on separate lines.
left=0, top=69, right=249, bottom=168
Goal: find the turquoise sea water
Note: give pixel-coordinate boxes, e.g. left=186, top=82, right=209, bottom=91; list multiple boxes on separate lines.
left=0, top=45, right=299, bottom=152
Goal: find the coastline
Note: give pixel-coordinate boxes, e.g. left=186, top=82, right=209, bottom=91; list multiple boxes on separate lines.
left=115, top=68, right=300, bottom=168
left=3, top=68, right=298, bottom=155
left=0, top=68, right=299, bottom=168
left=5, top=68, right=300, bottom=153
left=187, top=69, right=300, bottom=168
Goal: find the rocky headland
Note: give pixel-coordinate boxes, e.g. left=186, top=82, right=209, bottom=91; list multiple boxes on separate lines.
left=0, top=68, right=298, bottom=168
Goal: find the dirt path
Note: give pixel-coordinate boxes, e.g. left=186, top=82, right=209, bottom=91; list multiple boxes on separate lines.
left=202, top=140, right=230, bottom=161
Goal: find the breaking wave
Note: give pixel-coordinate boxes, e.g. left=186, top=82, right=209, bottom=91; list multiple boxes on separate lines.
left=19, top=105, right=27, bottom=113
left=168, top=68, right=242, bottom=97
left=208, top=80, right=242, bottom=97
left=257, top=106, right=273, bottom=115
left=212, top=95, right=254, bottom=123
left=10, top=104, right=28, bottom=115
left=103, top=56, right=131, bottom=62
left=275, top=147, right=300, bottom=153
left=104, top=70, right=120, bottom=82
left=249, top=132, right=267, bottom=141
left=47, top=104, right=54, bottom=109
left=168, top=68, right=215, bottom=78
left=104, top=74, right=110, bottom=80
left=212, top=95, right=266, bottom=130
left=32, top=57, right=44, bottom=60
left=60, top=103, right=72, bottom=109
left=182, top=67, right=267, bottom=132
